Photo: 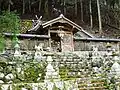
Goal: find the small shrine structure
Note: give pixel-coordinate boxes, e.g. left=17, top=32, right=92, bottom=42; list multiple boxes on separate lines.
left=4, top=14, right=120, bottom=52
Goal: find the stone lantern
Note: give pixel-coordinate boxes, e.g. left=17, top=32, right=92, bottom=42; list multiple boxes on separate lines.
left=111, top=62, right=120, bottom=78
left=34, top=44, right=43, bottom=61
left=14, top=40, right=21, bottom=57
left=44, top=56, right=60, bottom=82
left=44, top=55, right=60, bottom=90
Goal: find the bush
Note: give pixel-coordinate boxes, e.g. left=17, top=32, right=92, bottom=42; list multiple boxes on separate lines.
left=0, top=11, right=20, bottom=51
left=0, top=11, right=20, bottom=34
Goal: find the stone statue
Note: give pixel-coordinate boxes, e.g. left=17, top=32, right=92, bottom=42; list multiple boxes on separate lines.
left=14, top=42, right=21, bottom=57
left=111, top=62, right=120, bottom=77
left=34, top=44, right=43, bottom=61
left=44, top=56, right=60, bottom=82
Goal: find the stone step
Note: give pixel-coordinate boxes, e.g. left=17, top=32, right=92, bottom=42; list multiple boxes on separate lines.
left=78, top=81, right=106, bottom=90
left=79, top=86, right=106, bottom=90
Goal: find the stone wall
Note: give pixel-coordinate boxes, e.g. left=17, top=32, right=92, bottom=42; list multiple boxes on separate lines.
left=5, top=38, right=49, bottom=50
left=74, top=40, right=119, bottom=51
left=5, top=38, right=12, bottom=50
left=5, top=37, right=120, bottom=52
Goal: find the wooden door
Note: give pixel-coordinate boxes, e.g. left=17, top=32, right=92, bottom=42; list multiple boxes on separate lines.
left=61, top=32, right=74, bottom=52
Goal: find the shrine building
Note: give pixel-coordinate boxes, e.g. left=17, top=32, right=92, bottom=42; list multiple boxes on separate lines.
left=4, top=14, right=120, bottom=52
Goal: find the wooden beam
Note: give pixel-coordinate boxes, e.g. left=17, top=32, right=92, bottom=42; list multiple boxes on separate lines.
left=74, top=37, right=120, bottom=42
left=50, top=26, right=71, bottom=31
left=4, top=33, right=50, bottom=38
left=50, top=30, right=71, bottom=34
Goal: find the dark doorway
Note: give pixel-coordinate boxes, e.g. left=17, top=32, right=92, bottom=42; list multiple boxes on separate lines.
left=50, top=33, right=61, bottom=52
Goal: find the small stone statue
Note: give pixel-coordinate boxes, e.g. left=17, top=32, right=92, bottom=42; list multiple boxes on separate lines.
left=92, top=45, right=98, bottom=52
left=111, top=62, right=120, bottom=77
left=34, top=44, right=43, bottom=61
left=44, top=56, right=60, bottom=82
left=91, top=45, right=99, bottom=61
left=14, top=43, right=21, bottom=57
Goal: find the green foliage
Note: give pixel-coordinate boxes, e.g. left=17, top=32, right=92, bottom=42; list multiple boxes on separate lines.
left=0, top=11, right=20, bottom=51
left=0, top=61, right=47, bottom=84
left=12, top=84, right=32, bottom=90
left=53, top=84, right=60, bottom=90
left=0, top=36, right=5, bottom=52
left=0, top=11, right=20, bottom=34
left=11, top=34, right=19, bottom=49
left=24, top=62, right=46, bottom=83
left=21, top=20, right=32, bottom=33
left=59, top=66, right=69, bottom=80
left=24, top=66, right=39, bottom=82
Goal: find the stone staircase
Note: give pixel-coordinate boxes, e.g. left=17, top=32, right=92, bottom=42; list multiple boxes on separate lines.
left=77, top=78, right=106, bottom=90
left=0, top=50, right=120, bottom=89
left=51, top=52, right=109, bottom=90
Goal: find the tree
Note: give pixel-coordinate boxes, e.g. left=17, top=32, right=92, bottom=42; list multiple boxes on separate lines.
left=44, top=0, right=49, bottom=19
left=80, top=0, right=83, bottom=22
left=28, top=0, right=31, bottom=12
left=89, top=0, right=93, bottom=29
left=0, top=11, right=20, bottom=51
left=75, top=0, right=78, bottom=16
left=0, top=0, right=3, bottom=11
left=97, top=0, right=102, bottom=35
left=39, top=0, right=42, bottom=12
left=63, top=0, right=66, bottom=15
left=0, top=11, right=20, bottom=33
left=8, top=0, right=13, bottom=12
left=22, top=0, right=25, bottom=14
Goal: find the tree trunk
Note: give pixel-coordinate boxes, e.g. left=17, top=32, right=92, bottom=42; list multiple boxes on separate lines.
left=89, top=0, right=93, bottom=29
left=80, top=0, right=83, bottom=22
left=97, top=0, right=102, bottom=35
left=44, top=0, right=49, bottom=19
left=118, top=0, right=120, bottom=29
left=39, top=0, right=42, bottom=12
left=75, top=0, right=77, bottom=16
left=22, top=0, right=25, bottom=14
left=0, top=0, right=2, bottom=11
left=8, top=0, right=11, bottom=12
left=63, top=0, right=66, bottom=15
left=28, top=0, right=31, bottom=12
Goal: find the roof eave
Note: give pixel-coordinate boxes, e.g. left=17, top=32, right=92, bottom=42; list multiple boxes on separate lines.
left=4, top=33, right=50, bottom=38
left=74, top=37, right=120, bottom=42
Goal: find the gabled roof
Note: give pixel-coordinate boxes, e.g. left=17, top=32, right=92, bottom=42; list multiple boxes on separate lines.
left=42, top=14, right=94, bottom=38
left=28, top=20, right=42, bottom=32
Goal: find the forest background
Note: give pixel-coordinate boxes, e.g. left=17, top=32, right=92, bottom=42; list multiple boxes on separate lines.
left=0, top=0, right=120, bottom=37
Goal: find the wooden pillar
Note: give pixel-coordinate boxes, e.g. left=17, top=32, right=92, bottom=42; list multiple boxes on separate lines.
left=117, top=42, right=120, bottom=52
left=71, top=27, right=74, bottom=51
left=48, top=28, right=51, bottom=50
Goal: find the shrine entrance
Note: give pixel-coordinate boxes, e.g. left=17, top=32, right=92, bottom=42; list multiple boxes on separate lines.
left=50, top=32, right=61, bottom=52
left=50, top=30, right=74, bottom=52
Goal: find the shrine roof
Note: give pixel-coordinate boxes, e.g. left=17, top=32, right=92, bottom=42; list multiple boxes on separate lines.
left=42, top=14, right=94, bottom=38
left=27, top=14, right=94, bottom=38
left=4, top=14, right=120, bottom=42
